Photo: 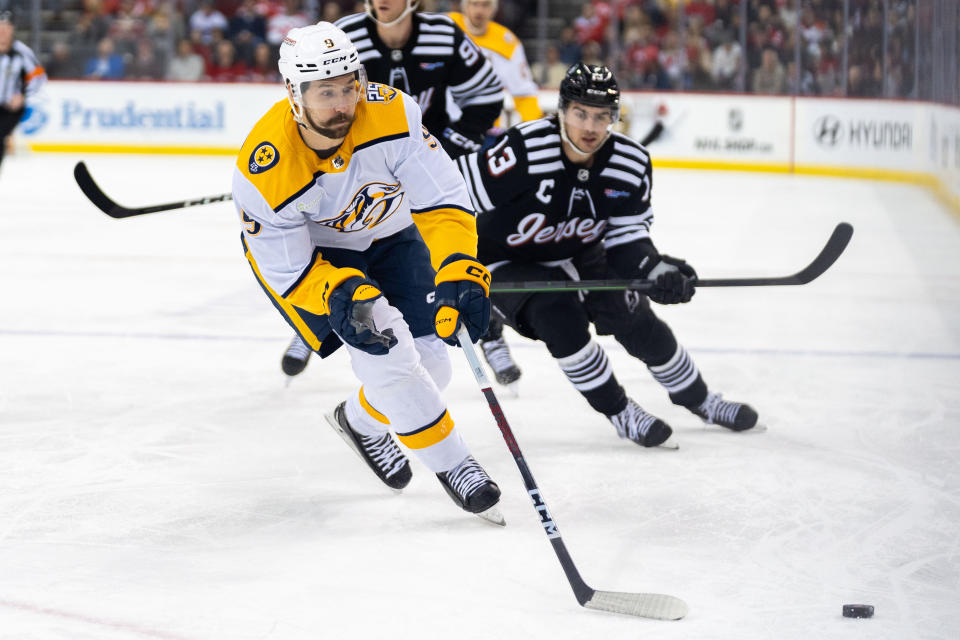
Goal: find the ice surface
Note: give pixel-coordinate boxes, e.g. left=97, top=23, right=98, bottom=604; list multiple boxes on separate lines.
left=1, top=153, right=958, bottom=639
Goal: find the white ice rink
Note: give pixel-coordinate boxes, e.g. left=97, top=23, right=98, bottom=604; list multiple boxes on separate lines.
left=1, top=153, right=958, bottom=639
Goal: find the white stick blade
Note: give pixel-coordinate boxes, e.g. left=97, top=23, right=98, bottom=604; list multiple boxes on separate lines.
left=584, top=590, right=688, bottom=620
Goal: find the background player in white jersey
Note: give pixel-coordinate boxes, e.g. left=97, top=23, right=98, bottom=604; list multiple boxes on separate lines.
left=280, top=0, right=505, bottom=376
left=448, top=0, right=542, bottom=124
left=0, top=10, right=46, bottom=174
left=457, top=63, right=760, bottom=447
left=233, top=23, right=502, bottom=522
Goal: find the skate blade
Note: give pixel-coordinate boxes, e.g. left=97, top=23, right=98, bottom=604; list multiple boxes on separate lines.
left=657, top=436, right=680, bottom=450
left=504, top=381, right=520, bottom=398
left=475, top=506, right=506, bottom=527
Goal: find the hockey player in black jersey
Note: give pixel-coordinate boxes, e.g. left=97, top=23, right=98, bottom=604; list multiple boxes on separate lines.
left=336, top=0, right=504, bottom=158
left=280, top=0, right=505, bottom=377
left=456, top=63, right=759, bottom=446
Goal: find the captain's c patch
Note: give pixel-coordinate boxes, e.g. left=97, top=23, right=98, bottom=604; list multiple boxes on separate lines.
left=249, top=142, right=279, bottom=174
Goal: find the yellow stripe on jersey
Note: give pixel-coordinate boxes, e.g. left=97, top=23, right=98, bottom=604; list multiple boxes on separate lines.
left=411, top=206, right=479, bottom=271
left=359, top=387, right=391, bottom=425
left=396, top=411, right=455, bottom=449
left=448, top=12, right=518, bottom=60
left=236, top=91, right=410, bottom=212
left=242, top=235, right=325, bottom=351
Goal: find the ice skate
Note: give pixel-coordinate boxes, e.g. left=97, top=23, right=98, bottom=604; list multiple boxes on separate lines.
left=436, top=455, right=504, bottom=526
left=690, top=392, right=761, bottom=432
left=281, top=335, right=312, bottom=377
left=480, top=336, right=521, bottom=394
left=324, top=402, right=412, bottom=491
left=609, top=399, right=676, bottom=448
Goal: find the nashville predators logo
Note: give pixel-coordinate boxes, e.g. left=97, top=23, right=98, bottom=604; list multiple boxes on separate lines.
left=249, top=142, right=279, bottom=174
left=317, top=181, right=405, bottom=232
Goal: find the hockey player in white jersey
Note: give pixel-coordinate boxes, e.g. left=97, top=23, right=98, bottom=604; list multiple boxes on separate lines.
left=457, top=64, right=760, bottom=446
left=280, top=0, right=507, bottom=377
left=233, top=23, right=502, bottom=522
left=448, top=0, right=542, bottom=123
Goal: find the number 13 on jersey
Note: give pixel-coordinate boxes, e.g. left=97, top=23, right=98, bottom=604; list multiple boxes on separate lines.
left=486, top=137, right=517, bottom=176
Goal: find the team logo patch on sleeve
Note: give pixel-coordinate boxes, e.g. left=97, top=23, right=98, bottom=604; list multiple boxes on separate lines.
left=249, top=142, right=279, bottom=174
left=365, top=83, right=398, bottom=104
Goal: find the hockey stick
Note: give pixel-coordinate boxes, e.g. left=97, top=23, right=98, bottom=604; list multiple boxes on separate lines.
left=456, top=324, right=688, bottom=620
left=73, top=161, right=233, bottom=218
left=490, top=222, right=853, bottom=293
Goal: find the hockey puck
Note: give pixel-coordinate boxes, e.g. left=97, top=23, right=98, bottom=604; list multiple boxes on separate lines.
left=842, top=604, right=874, bottom=618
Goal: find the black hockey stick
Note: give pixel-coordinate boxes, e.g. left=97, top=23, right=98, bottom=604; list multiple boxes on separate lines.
left=491, top=222, right=853, bottom=293
left=456, top=325, right=688, bottom=620
left=74, top=161, right=233, bottom=218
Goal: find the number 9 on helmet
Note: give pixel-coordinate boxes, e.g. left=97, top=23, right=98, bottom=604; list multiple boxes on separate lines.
left=278, top=22, right=368, bottom=129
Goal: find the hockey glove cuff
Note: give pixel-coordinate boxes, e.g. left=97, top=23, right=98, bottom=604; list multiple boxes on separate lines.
left=433, top=253, right=491, bottom=345
left=327, top=274, right=398, bottom=356
left=640, top=255, right=697, bottom=305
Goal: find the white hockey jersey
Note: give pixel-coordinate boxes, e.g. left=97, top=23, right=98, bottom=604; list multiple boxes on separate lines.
left=448, top=12, right=542, bottom=122
left=232, top=84, right=478, bottom=343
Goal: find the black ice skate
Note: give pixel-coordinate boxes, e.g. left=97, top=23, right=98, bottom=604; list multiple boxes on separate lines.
left=480, top=337, right=522, bottom=387
left=609, top=399, right=675, bottom=448
left=324, top=402, right=412, bottom=491
left=436, top=456, right=504, bottom=526
left=691, top=392, right=760, bottom=432
left=281, top=335, right=312, bottom=377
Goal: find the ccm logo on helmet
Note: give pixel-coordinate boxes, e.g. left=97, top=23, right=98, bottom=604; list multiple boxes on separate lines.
left=324, top=56, right=348, bottom=65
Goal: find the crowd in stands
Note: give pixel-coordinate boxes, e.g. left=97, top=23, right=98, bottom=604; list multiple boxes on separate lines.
left=532, top=0, right=917, bottom=98
left=34, top=0, right=912, bottom=99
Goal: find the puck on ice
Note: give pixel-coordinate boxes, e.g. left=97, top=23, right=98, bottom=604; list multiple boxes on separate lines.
left=842, top=604, right=874, bottom=618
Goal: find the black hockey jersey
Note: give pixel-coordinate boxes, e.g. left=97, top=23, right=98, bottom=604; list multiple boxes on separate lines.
left=335, top=11, right=503, bottom=157
left=456, top=116, right=659, bottom=276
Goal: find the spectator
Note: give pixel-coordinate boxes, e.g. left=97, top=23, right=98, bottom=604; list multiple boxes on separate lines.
left=229, top=0, right=267, bottom=43
left=531, top=44, right=567, bottom=89
left=205, top=38, right=246, bottom=81
left=108, top=0, right=146, bottom=55
left=245, top=41, right=279, bottom=82
left=752, top=47, right=786, bottom=94
left=46, top=41, right=81, bottom=78
left=557, top=26, right=581, bottom=66
left=573, top=2, right=605, bottom=45
left=265, top=0, right=308, bottom=47
left=711, top=29, right=742, bottom=90
left=657, top=31, right=687, bottom=90
left=167, top=37, right=205, bottom=80
left=189, top=0, right=229, bottom=44
left=84, top=37, right=125, bottom=79
left=127, top=37, right=166, bottom=79
left=320, top=0, right=341, bottom=23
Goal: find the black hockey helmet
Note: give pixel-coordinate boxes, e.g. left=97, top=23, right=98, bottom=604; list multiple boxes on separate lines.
left=558, top=63, right=620, bottom=116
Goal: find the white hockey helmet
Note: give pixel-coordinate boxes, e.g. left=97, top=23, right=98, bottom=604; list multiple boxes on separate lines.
left=278, top=22, right=366, bottom=127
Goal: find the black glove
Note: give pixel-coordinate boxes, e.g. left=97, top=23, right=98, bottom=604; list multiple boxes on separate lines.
left=327, top=275, right=398, bottom=355
left=640, top=254, right=697, bottom=305
left=433, top=253, right=491, bottom=345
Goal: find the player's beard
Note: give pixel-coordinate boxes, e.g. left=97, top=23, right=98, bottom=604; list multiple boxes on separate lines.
left=306, top=110, right=354, bottom=139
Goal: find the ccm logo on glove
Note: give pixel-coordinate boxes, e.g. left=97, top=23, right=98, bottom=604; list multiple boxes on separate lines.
left=432, top=254, right=491, bottom=345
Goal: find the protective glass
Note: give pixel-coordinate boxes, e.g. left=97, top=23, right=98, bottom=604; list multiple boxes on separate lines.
left=300, top=71, right=363, bottom=111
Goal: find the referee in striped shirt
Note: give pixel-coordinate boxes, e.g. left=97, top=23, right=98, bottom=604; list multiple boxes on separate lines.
left=0, top=10, right=46, bottom=172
